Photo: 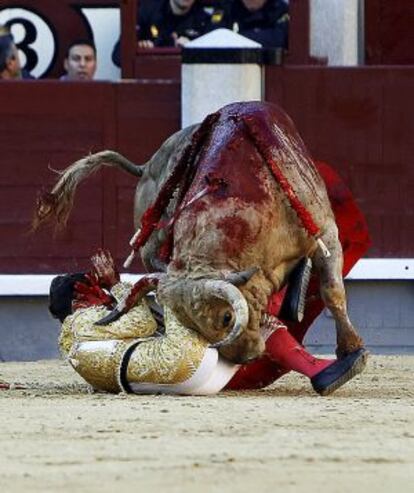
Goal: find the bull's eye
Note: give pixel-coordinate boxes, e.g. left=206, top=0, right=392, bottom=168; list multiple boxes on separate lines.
left=222, top=311, right=233, bottom=328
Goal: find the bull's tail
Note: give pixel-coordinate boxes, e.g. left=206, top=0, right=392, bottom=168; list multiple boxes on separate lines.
left=32, top=150, right=144, bottom=231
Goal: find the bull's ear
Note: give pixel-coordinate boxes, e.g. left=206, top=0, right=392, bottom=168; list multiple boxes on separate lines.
left=224, top=267, right=259, bottom=286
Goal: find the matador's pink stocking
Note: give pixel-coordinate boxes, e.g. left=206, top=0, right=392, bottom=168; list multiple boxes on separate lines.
left=265, top=327, right=333, bottom=378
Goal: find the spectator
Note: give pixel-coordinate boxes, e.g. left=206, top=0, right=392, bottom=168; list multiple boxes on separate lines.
left=231, top=0, right=289, bottom=48
left=113, top=0, right=230, bottom=65
left=0, top=33, right=22, bottom=80
left=0, top=25, right=35, bottom=79
left=61, top=40, right=97, bottom=81
left=138, top=0, right=230, bottom=48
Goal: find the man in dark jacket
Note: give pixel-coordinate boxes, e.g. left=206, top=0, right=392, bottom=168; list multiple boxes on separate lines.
left=112, top=0, right=230, bottom=66
left=0, top=33, right=22, bottom=80
left=138, top=0, right=230, bottom=48
left=231, top=0, right=289, bottom=48
left=0, top=28, right=35, bottom=79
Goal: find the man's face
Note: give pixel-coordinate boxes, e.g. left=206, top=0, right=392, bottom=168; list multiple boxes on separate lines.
left=64, top=44, right=96, bottom=81
left=242, top=0, right=267, bottom=12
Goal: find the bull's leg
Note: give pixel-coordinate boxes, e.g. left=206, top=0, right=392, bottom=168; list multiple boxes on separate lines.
left=141, top=234, right=168, bottom=272
left=312, top=222, right=365, bottom=358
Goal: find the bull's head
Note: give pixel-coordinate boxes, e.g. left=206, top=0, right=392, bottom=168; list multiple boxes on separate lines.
left=157, top=268, right=265, bottom=364
left=97, top=268, right=264, bottom=364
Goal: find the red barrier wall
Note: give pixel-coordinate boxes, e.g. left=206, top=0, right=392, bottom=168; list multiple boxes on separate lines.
left=266, top=66, right=414, bottom=258
left=0, top=69, right=413, bottom=274
left=365, top=0, right=414, bottom=65
left=0, top=80, right=179, bottom=273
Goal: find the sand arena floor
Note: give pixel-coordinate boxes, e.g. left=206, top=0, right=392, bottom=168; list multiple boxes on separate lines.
left=0, top=355, right=413, bottom=493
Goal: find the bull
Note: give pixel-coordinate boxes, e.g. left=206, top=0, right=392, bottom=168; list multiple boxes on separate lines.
left=34, top=101, right=366, bottom=364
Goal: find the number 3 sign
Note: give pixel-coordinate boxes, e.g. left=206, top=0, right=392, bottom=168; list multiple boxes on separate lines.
left=0, top=3, right=120, bottom=80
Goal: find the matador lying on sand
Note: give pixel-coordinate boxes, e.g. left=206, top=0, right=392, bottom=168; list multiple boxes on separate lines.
left=50, top=246, right=367, bottom=396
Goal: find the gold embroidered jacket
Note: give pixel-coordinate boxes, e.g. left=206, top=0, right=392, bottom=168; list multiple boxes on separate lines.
left=60, top=282, right=209, bottom=393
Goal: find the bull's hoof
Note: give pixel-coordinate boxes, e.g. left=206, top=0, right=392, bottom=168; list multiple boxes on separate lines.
left=335, top=337, right=365, bottom=359
left=311, top=348, right=369, bottom=396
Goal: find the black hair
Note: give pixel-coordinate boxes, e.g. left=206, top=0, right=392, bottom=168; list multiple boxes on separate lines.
left=0, top=34, right=15, bottom=72
left=49, top=273, right=87, bottom=322
left=65, top=39, right=97, bottom=58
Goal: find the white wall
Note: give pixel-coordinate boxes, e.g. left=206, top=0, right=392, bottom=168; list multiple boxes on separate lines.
left=310, top=0, right=361, bottom=66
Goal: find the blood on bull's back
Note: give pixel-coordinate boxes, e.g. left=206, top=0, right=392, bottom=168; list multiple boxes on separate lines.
left=172, top=101, right=332, bottom=275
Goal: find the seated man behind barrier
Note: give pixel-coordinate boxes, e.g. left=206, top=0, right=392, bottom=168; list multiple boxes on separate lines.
left=50, top=250, right=367, bottom=396
left=60, top=40, right=97, bottom=81
left=138, top=0, right=230, bottom=48
left=231, top=0, right=289, bottom=48
left=113, top=0, right=230, bottom=64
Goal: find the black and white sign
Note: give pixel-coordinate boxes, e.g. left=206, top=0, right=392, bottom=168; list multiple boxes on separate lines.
left=0, top=5, right=120, bottom=79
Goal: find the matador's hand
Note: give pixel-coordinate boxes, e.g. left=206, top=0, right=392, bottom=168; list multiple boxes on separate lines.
left=90, top=249, right=120, bottom=289
left=73, top=280, right=114, bottom=310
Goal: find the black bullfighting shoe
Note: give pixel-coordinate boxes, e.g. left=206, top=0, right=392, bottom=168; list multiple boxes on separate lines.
left=279, top=257, right=312, bottom=322
left=310, top=348, right=369, bottom=396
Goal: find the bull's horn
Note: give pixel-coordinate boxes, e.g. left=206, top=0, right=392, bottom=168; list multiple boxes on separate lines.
left=224, top=267, right=259, bottom=286
left=95, top=273, right=165, bottom=326
left=203, top=280, right=249, bottom=348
